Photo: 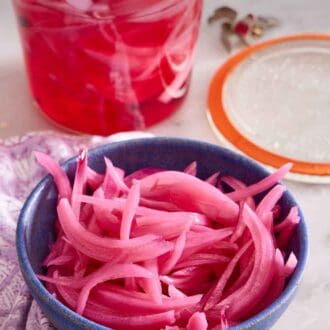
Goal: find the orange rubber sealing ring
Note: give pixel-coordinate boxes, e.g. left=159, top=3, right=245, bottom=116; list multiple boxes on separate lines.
left=208, top=33, right=330, bottom=176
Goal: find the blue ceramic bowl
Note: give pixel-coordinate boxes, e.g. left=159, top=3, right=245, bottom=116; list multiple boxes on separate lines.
left=16, top=137, right=308, bottom=330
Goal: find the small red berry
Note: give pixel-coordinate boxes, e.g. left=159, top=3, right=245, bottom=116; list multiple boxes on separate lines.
left=234, top=21, right=249, bottom=35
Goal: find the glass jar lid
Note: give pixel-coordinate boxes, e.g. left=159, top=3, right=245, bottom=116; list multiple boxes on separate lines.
left=207, top=34, right=330, bottom=183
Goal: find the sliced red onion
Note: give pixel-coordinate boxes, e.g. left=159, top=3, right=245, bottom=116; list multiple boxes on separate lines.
left=66, top=0, right=93, bottom=12
left=37, top=153, right=298, bottom=329
left=187, top=312, right=208, bottom=330
left=227, top=163, right=292, bottom=202
left=140, top=171, right=239, bottom=224
left=35, top=151, right=71, bottom=199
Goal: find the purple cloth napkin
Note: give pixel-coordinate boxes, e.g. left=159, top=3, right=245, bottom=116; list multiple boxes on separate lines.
left=0, top=131, right=152, bottom=329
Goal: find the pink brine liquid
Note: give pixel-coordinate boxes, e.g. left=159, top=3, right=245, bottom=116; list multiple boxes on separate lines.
left=13, top=0, right=203, bottom=135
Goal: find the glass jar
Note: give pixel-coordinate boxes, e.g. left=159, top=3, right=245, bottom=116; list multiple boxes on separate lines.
left=12, top=0, right=203, bottom=135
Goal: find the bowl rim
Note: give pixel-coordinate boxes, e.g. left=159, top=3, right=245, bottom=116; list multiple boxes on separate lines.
left=16, top=137, right=308, bottom=329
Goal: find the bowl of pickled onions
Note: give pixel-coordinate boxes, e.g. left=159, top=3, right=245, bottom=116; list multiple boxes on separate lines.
left=16, top=137, right=308, bottom=330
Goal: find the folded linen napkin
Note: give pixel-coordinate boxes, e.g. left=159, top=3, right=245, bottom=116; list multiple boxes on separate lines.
left=0, top=131, right=152, bottom=329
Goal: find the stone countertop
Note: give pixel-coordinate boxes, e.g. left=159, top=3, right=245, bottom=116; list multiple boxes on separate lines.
left=1, top=0, right=330, bottom=329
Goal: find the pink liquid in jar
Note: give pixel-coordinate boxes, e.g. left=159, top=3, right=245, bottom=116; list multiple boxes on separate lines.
left=12, top=0, right=203, bottom=135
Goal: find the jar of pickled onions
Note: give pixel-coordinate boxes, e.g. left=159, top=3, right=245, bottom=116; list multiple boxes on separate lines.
left=12, top=0, right=203, bottom=135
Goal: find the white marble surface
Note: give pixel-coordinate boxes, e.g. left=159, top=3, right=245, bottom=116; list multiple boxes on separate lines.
left=1, top=0, right=330, bottom=329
